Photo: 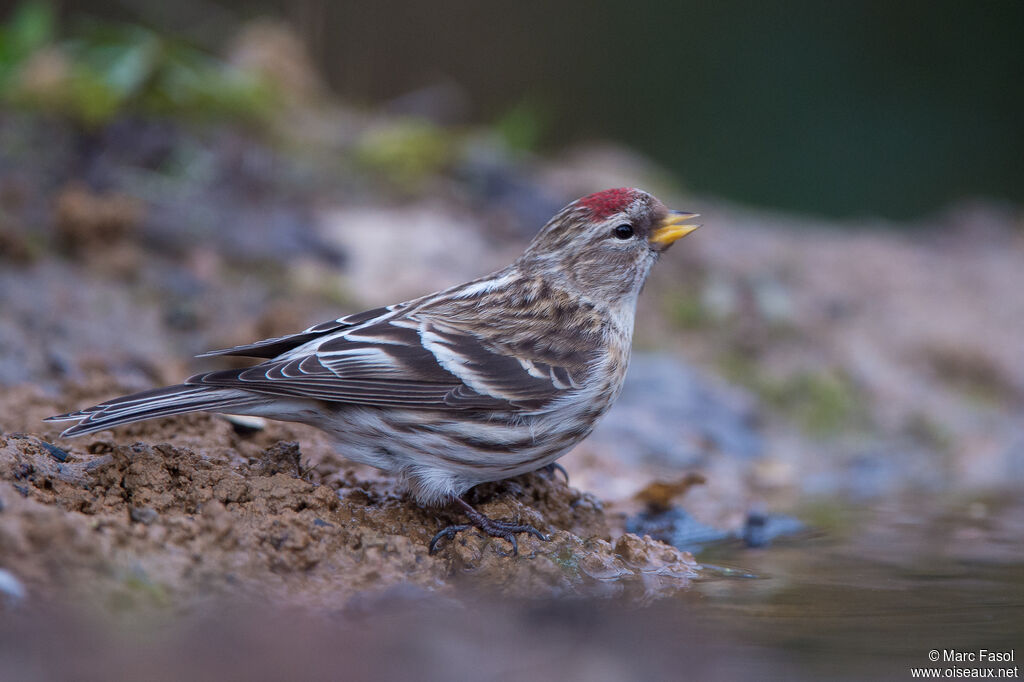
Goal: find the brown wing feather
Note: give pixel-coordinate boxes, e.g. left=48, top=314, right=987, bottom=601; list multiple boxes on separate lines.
left=185, top=318, right=582, bottom=412
left=196, top=305, right=396, bottom=359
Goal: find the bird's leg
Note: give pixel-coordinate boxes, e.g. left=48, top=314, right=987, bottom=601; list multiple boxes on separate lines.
left=428, top=497, right=548, bottom=556
left=538, top=462, right=570, bottom=484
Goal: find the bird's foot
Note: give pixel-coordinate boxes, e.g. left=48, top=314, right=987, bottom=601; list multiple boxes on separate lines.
left=428, top=497, right=548, bottom=556
left=538, top=462, right=570, bottom=485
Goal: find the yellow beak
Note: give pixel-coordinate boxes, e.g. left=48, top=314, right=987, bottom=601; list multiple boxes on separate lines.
left=650, top=211, right=701, bottom=248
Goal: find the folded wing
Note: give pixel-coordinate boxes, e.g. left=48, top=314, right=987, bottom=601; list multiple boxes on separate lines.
left=196, top=305, right=398, bottom=359
left=187, top=316, right=589, bottom=412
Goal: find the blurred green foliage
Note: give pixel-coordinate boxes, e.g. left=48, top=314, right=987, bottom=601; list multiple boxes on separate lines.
left=354, top=118, right=455, bottom=190
left=6, top=1, right=1019, bottom=216
left=662, top=291, right=709, bottom=330
left=903, top=412, right=954, bottom=455
left=0, top=0, right=54, bottom=84
left=0, top=0, right=276, bottom=127
left=719, top=353, right=866, bottom=437
left=494, top=99, right=549, bottom=153
left=774, top=370, right=867, bottom=437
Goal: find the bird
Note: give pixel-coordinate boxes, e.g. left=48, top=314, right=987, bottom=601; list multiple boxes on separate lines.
left=46, top=188, right=700, bottom=554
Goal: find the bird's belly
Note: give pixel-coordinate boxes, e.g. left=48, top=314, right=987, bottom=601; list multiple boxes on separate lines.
left=304, top=403, right=600, bottom=503
left=323, top=407, right=577, bottom=465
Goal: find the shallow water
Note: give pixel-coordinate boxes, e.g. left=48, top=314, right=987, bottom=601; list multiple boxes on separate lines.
left=686, top=495, right=1024, bottom=680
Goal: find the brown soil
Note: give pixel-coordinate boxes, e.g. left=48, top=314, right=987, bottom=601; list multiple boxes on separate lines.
left=0, top=383, right=697, bottom=611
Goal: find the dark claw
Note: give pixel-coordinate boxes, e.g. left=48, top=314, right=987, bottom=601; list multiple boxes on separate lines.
left=429, top=524, right=469, bottom=554
left=428, top=497, right=550, bottom=556
left=539, top=462, right=569, bottom=484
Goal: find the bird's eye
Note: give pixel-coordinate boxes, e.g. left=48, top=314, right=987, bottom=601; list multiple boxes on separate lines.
left=612, top=224, right=634, bottom=240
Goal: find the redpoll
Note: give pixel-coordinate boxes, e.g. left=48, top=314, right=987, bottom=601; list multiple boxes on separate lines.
left=47, top=188, right=700, bottom=553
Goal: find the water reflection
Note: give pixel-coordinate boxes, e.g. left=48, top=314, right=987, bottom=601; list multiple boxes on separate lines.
left=690, top=494, right=1024, bottom=679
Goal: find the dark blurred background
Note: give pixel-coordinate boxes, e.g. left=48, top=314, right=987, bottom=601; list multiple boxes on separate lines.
left=3, top=0, right=1021, bottom=220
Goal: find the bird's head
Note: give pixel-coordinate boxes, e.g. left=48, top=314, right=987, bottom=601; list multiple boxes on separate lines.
left=519, top=188, right=700, bottom=302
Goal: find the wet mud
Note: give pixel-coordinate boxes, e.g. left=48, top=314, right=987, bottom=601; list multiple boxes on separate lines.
left=0, top=384, right=697, bottom=610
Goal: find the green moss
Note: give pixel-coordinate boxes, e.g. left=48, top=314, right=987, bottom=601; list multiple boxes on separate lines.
left=0, top=1, right=55, bottom=87
left=315, top=278, right=360, bottom=310
left=794, top=498, right=856, bottom=534
left=718, top=352, right=867, bottom=436
left=552, top=545, right=580, bottom=579
left=715, top=350, right=756, bottom=385
left=904, top=412, right=954, bottom=453
left=354, top=119, right=454, bottom=190
left=785, top=371, right=866, bottom=436
left=1, top=1, right=278, bottom=127
left=662, top=291, right=709, bottom=329
left=108, top=569, right=171, bottom=612
left=494, top=99, right=548, bottom=152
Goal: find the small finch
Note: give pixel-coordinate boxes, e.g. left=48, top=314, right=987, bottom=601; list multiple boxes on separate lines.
left=47, top=188, right=700, bottom=553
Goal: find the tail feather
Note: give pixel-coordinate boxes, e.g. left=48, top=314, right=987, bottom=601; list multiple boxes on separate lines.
left=45, top=384, right=264, bottom=437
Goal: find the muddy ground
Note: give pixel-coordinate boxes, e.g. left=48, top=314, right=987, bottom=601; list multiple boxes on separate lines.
left=0, top=379, right=698, bottom=610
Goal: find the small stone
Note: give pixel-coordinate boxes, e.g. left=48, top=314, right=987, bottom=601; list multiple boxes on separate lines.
left=741, top=511, right=804, bottom=548
left=39, top=440, right=69, bottom=462
left=129, top=507, right=159, bottom=525
left=0, top=569, right=26, bottom=606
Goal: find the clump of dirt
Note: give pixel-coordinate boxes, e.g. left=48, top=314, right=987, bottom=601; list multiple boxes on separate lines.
left=51, top=184, right=146, bottom=279
left=0, top=386, right=697, bottom=612
left=54, top=184, right=143, bottom=251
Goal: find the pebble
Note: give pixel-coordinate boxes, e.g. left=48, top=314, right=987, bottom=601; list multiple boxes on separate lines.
left=626, top=506, right=806, bottom=552
left=39, top=440, right=69, bottom=462
left=130, top=507, right=159, bottom=525
left=0, top=569, right=26, bottom=606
